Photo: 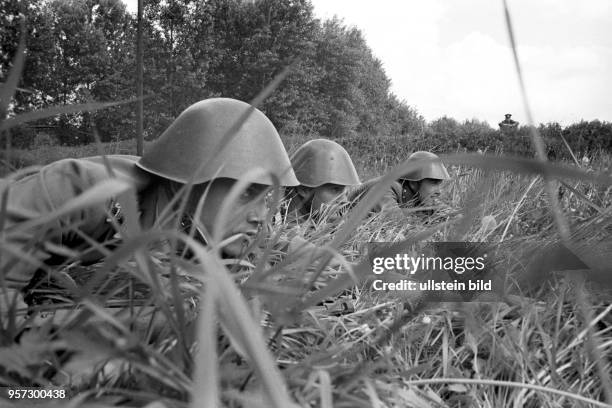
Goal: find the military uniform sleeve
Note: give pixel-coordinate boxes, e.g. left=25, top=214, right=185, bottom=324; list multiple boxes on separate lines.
left=378, top=182, right=405, bottom=213
left=0, top=159, right=119, bottom=292
left=346, top=177, right=403, bottom=214
left=345, top=181, right=371, bottom=206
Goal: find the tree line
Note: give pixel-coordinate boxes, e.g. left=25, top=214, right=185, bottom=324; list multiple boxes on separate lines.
left=420, top=117, right=612, bottom=159
left=1, top=0, right=423, bottom=147
left=1, top=0, right=610, bottom=160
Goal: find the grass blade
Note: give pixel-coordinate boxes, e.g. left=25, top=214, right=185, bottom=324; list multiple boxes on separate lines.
left=0, top=100, right=138, bottom=132
left=185, top=238, right=297, bottom=408
left=404, top=378, right=612, bottom=408
left=0, top=21, right=26, bottom=120
left=191, top=279, right=219, bottom=408
left=503, top=0, right=570, bottom=240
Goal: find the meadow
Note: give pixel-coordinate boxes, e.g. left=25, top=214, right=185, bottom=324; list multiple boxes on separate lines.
left=1, top=131, right=611, bottom=408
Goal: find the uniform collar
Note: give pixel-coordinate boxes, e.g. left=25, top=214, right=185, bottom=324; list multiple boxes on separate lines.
left=398, top=179, right=419, bottom=205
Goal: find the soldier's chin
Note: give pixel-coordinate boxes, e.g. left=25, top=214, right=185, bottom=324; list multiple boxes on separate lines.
left=420, top=195, right=440, bottom=206
left=420, top=198, right=435, bottom=207
left=221, top=237, right=251, bottom=258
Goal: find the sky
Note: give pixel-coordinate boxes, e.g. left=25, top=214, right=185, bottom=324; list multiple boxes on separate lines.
left=122, top=0, right=612, bottom=127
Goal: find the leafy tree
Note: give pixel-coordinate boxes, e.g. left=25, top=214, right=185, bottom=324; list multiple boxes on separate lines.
left=20, top=0, right=608, bottom=156
left=564, top=120, right=612, bottom=155
left=456, top=119, right=495, bottom=150
left=1, top=0, right=55, bottom=112
left=426, top=116, right=461, bottom=150
left=1, top=0, right=136, bottom=145
left=312, top=18, right=363, bottom=138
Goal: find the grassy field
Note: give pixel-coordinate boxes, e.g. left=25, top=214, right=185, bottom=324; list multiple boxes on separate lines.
left=5, top=134, right=419, bottom=180
left=1, top=134, right=611, bottom=408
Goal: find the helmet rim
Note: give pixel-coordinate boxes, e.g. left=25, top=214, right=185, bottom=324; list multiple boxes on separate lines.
left=399, top=151, right=450, bottom=181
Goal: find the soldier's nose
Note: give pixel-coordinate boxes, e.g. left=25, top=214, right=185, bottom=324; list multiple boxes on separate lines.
left=247, top=202, right=267, bottom=224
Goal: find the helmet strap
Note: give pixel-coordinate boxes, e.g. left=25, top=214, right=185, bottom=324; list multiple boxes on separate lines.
left=294, top=186, right=316, bottom=216
left=399, top=179, right=422, bottom=205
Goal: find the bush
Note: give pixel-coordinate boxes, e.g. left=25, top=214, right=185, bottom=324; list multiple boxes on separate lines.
left=0, top=125, right=37, bottom=149
left=30, top=132, right=58, bottom=149
left=418, top=119, right=612, bottom=160
left=53, top=123, right=93, bottom=146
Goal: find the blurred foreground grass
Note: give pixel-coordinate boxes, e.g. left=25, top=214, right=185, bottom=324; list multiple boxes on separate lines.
left=1, top=134, right=611, bottom=407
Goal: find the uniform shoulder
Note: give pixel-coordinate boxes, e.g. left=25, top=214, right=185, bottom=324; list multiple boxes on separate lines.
left=347, top=176, right=404, bottom=199
left=348, top=176, right=383, bottom=195
left=41, top=155, right=150, bottom=189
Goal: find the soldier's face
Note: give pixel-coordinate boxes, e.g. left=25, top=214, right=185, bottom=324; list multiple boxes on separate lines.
left=415, top=178, right=443, bottom=204
left=194, top=178, right=268, bottom=258
left=300, top=183, right=346, bottom=215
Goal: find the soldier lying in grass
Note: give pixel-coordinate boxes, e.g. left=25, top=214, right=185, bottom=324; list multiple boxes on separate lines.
left=0, top=97, right=298, bottom=319
left=264, top=139, right=361, bottom=315
left=282, top=138, right=361, bottom=225
left=347, top=151, right=452, bottom=220
left=273, top=138, right=361, bottom=270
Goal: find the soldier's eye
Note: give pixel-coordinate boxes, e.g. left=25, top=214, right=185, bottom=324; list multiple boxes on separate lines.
left=241, top=187, right=256, bottom=200
left=240, top=185, right=267, bottom=202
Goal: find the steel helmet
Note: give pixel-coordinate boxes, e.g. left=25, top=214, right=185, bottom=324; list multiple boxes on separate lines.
left=136, top=98, right=299, bottom=186
left=290, top=139, right=361, bottom=188
left=400, top=151, right=450, bottom=181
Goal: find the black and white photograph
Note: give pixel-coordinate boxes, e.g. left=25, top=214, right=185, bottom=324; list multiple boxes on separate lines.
left=1, top=0, right=611, bottom=406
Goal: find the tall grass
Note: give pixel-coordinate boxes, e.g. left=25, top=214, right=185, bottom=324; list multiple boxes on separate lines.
left=4, top=148, right=610, bottom=407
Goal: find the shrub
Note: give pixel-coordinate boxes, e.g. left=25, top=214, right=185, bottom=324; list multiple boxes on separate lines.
left=0, top=125, right=37, bottom=149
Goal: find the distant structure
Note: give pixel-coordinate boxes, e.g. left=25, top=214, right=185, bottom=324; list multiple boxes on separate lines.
left=499, top=113, right=519, bottom=132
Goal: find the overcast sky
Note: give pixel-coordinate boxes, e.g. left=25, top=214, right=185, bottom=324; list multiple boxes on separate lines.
left=122, top=0, right=611, bottom=127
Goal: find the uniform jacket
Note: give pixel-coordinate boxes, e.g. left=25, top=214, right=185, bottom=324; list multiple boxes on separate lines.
left=281, top=187, right=349, bottom=226
left=345, top=176, right=453, bottom=221
left=280, top=187, right=309, bottom=224
left=346, top=176, right=418, bottom=213
left=0, top=155, right=174, bottom=292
